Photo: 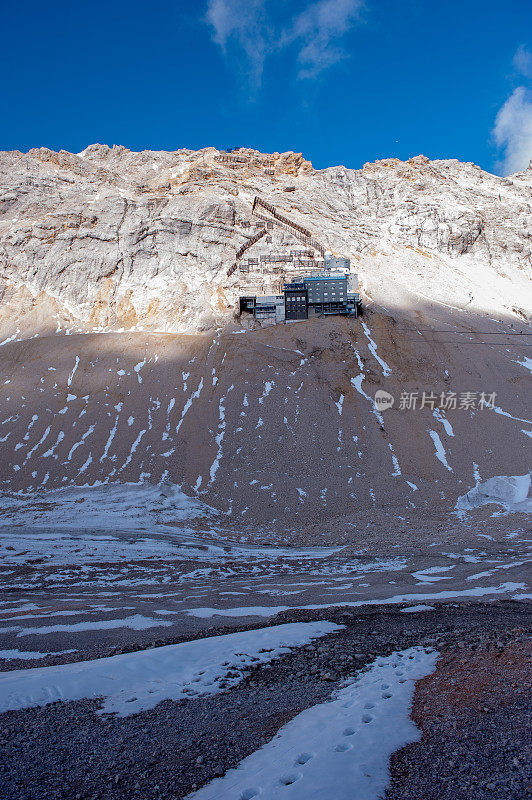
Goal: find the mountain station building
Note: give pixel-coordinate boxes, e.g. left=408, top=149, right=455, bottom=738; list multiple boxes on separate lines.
left=239, top=269, right=360, bottom=325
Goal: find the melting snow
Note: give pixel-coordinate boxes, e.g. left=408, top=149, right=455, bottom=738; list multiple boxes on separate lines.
left=361, top=322, right=392, bottom=377
left=41, top=431, right=65, bottom=459
left=456, top=472, right=532, bottom=515
left=186, top=583, right=525, bottom=618
left=100, top=416, right=119, bottom=461
left=259, top=382, right=274, bottom=404
left=67, top=356, right=80, bottom=388
left=515, top=356, right=532, bottom=374
left=0, top=481, right=215, bottom=531
left=388, top=443, right=402, bottom=476
left=1, top=615, right=174, bottom=638
left=0, top=649, right=77, bottom=661
left=23, top=426, right=51, bottom=464
left=67, top=424, right=96, bottom=461
left=432, top=409, right=454, bottom=437
left=0, top=330, right=21, bottom=346
left=185, top=647, right=437, bottom=800
left=209, top=391, right=231, bottom=483
left=351, top=374, right=384, bottom=426
left=176, top=378, right=203, bottom=434
left=0, top=621, right=341, bottom=716
left=492, top=404, right=532, bottom=426
left=427, top=430, right=452, bottom=472
left=134, top=357, right=147, bottom=383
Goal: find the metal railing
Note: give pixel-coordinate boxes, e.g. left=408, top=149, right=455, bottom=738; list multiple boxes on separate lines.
left=252, top=197, right=326, bottom=256
left=227, top=227, right=267, bottom=277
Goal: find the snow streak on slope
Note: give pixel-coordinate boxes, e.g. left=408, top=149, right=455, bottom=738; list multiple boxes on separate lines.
left=0, top=317, right=529, bottom=524
left=428, top=430, right=452, bottom=472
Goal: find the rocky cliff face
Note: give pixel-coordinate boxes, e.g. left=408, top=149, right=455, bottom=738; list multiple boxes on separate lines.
left=0, top=146, right=530, bottom=528
left=1, top=145, right=530, bottom=340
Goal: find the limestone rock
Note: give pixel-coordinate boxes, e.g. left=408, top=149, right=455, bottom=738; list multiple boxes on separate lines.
left=1, top=146, right=530, bottom=340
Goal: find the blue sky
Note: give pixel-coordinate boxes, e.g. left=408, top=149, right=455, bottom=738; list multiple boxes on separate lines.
left=2, top=0, right=531, bottom=174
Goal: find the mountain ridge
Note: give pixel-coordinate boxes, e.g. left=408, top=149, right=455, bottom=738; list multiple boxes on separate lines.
left=1, top=145, right=530, bottom=340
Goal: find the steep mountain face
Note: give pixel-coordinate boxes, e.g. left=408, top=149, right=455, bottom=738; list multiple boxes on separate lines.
left=0, top=146, right=530, bottom=530
left=0, top=145, right=531, bottom=337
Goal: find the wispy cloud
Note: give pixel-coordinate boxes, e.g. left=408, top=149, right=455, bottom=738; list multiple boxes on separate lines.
left=205, top=0, right=269, bottom=86
left=286, top=0, right=363, bottom=79
left=513, top=45, right=532, bottom=79
left=493, top=87, right=532, bottom=175
left=493, top=45, right=532, bottom=175
left=205, top=0, right=363, bottom=87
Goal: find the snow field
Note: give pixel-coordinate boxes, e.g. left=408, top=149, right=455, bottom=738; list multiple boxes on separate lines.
left=0, top=481, right=215, bottom=531
left=185, top=646, right=438, bottom=800
left=0, top=621, right=342, bottom=716
left=456, top=471, right=532, bottom=514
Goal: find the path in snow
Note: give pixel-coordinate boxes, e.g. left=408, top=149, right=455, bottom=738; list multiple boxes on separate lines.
left=185, top=647, right=438, bottom=800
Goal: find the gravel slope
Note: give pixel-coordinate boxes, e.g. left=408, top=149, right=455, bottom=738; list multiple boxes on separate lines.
left=1, top=602, right=529, bottom=800
left=387, top=638, right=532, bottom=800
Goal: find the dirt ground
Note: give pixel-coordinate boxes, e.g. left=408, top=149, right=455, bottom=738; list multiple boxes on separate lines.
left=387, top=638, right=532, bottom=800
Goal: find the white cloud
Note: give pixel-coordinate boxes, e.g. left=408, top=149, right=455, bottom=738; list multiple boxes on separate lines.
left=493, top=45, right=532, bottom=175
left=205, top=0, right=269, bottom=86
left=205, top=0, right=363, bottom=86
left=513, top=45, right=532, bottom=79
left=493, top=87, right=532, bottom=175
left=288, top=0, right=363, bottom=79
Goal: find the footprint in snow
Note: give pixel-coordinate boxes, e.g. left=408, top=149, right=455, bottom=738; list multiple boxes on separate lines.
left=343, top=726, right=356, bottom=736
left=240, top=789, right=260, bottom=800
left=279, top=772, right=302, bottom=786
left=335, top=742, right=353, bottom=752
left=362, top=713, right=373, bottom=723
left=294, top=752, right=313, bottom=765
